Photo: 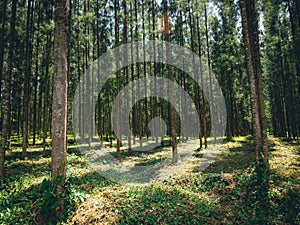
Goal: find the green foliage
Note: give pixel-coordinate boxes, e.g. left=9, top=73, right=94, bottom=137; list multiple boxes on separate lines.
left=199, top=173, right=230, bottom=192
left=223, top=136, right=235, bottom=143
left=277, top=187, right=300, bottom=224
left=38, top=176, right=86, bottom=224
left=39, top=178, right=60, bottom=222
left=250, top=157, right=270, bottom=225
left=99, top=184, right=221, bottom=224
left=0, top=137, right=299, bottom=224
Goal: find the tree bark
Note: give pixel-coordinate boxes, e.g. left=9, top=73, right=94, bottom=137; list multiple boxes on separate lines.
left=240, top=0, right=268, bottom=166
left=204, top=5, right=216, bottom=144
left=114, top=0, right=121, bottom=160
left=43, top=32, right=51, bottom=152
left=130, top=1, right=136, bottom=146
left=22, top=0, right=35, bottom=158
left=288, top=0, right=300, bottom=137
left=51, top=0, right=69, bottom=215
left=163, top=0, right=178, bottom=163
left=0, top=0, right=7, bottom=102
left=151, top=0, right=159, bottom=145
left=188, top=0, right=202, bottom=149
left=142, top=0, right=149, bottom=140
left=33, top=0, right=41, bottom=146
left=123, top=0, right=132, bottom=152
left=196, top=16, right=205, bottom=148
left=0, top=0, right=17, bottom=184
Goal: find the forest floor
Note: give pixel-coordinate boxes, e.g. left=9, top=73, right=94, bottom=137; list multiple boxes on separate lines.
left=0, top=136, right=299, bottom=224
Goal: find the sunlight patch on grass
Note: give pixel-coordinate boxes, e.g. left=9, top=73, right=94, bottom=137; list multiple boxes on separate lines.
left=1, top=135, right=299, bottom=224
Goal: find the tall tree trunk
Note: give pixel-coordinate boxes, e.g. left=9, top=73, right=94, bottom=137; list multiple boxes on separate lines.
left=142, top=0, right=149, bottom=141
left=288, top=0, right=300, bottom=138
left=114, top=0, right=121, bottom=160
left=196, top=16, right=205, bottom=148
left=252, top=2, right=268, bottom=165
left=0, top=0, right=17, bottom=184
left=152, top=0, right=159, bottom=145
left=134, top=0, right=142, bottom=147
left=0, top=0, right=7, bottom=102
left=83, top=0, right=92, bottom=149
left=43, top=33, right=51, bottom=152
left=204, top=5, right=216, bottom=144
left=33, top=1, right=41, bottom=146
left=51, top=0, right=69, bottom=215
left=130, top=1, right=136, bottom=146
left=38, top=74, right=43, bottom=140
left=148, top=1, right=154, bottom=142
left=241, top=1, right=270, bottom=221
left=123, top=0, right=132, bottom=152
left=163, top=0, right=178, bottom=163
left=240, top=0, right=268, bottom=166
left=96, top=0, right=103, bottom=146
left=188, top=0, right=202, bottom=148
left=22, top=0, right=34, bottom=159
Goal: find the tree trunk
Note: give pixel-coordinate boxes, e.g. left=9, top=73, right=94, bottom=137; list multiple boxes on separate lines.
left=204, top=5, right=216, bottom=144
left=142, top=0, right=149, bottom=141
left=240, top=0, right=268, bottom=165
left=130, top=1, right=136, bottom=146
left=123, top=0, right=132, bottom=152
left=241, top=1, right=270, bottom=221
left=96, top=0, right=103, bottom=146
left=288, top=0, right=300, bottom=138
left=196, top=16, right=205, bottom=148
left=0, top=0, right=17, bottom=184
left=0, top=0, right=7, bottom=102
left=188, top=0, right=202, bottom=148
left=22, top=0, right=34, bottom=159
left=33, top=1, right=41, bottom=146
left=114, top=0, right=121, bottom=160
left=134, top=0, right=142, bottom=147
left=51, top=0, right=69, bottom=215
left=163, top=0, right=178, bottom=163
left=43, top=33, right=51, bottom=152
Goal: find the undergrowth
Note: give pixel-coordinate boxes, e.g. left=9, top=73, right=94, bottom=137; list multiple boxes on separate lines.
left=0, top=136, right=299, bottom=224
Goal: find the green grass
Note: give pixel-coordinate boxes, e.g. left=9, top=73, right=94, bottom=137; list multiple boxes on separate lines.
left=0, top=136, right=299, bottom=224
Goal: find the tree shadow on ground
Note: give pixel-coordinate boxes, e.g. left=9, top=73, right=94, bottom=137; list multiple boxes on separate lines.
left=6, top=149, right=52, bottom=161
left=203, top=141, right=256, bottom=173
left=4, top=160, right=50, bottom=182
left=68, top=170, right=115, bottom=193
left=109, top=147, right=166, bottom=159
left=6, top=143, right=84, bottom=161
left=115, top=186, right=220, bottom=224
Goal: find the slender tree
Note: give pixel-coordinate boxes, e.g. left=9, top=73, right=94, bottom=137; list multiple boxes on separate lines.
left=0, top=0, right=7, bottom=101
left=22, top=0, right=34, bottom=158
left=51, top=0, right=69, bottom=214
left=123, top=0, right=132, bottom=152
left=114, top=0, right=121, bottom=160
left=142, top=0, right=149, bottom=140
left=163, top=0, right=178, bottom=163
left=33, top=0, right=42, bottom=146
left=130, top=0, right=137, bottom=146
left=43, top=30, right=52, bottom=151
left=0, top=0, right=17, bottom=184
left=204, top=4, right=217, bottom=144
left=196, top=15, right=207, bottom=148
left=152, top=0, right=159, bottom=144
left=241, top=1, right=270, bottom=221
left=240, top=0, right=268, bottom=166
